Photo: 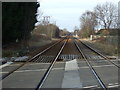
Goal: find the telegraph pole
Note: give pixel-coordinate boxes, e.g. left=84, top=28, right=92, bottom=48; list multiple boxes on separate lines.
left=42, top=16, right=50, bottom=25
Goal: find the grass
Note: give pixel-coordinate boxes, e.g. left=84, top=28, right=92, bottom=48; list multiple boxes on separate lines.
left=92, top=42, right=118, bottom=56
left=2, top=50, right=15, bottom=57
left=2, top=48, right=29, bottom=57
left=86, top=38, right=119, bottom=58
left=2, top=35, right=57, bottom=57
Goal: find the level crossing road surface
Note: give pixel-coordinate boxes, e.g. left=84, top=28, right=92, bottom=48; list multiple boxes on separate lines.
left=2, top=59, right=119, bottom=89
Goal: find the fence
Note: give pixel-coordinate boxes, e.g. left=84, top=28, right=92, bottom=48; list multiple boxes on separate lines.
left=90, top=35, right=119, bottom=46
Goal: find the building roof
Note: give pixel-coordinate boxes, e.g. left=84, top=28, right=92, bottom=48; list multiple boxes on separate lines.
left=97, top=29, right=119, bottom=36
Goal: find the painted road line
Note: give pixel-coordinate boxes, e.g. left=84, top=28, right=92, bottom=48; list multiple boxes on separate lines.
left=27, top=63, right=51, bottom=65
left=108, top=83, right=119, bottom=86
left=83, top=85, right=98, bottom=88
left=62, top=59, right=82, bottom=88
left=108, top=85, right=120, bottom=88
left=52, top=68, right=64, bottom=70
left=0, top=62, right=13, bottom=69
left=15, top=69, right=47, bottom=73
left=0, top=72, right=8, bottom=74
left=14, top=68, right=64, bottom=73
left=80, top=64, right=115, bottom=69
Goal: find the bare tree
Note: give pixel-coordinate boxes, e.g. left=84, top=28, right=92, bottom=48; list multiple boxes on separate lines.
left=94, top=2, right=117, bottom=30
left=80, top=11, right=97, bottom=37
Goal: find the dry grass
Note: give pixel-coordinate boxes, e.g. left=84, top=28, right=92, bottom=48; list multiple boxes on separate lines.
left=2, top=34, right=56, bottom=57
left=92, top=42, right=118, bottom=56
left=81, top=38, right=119, bottom=57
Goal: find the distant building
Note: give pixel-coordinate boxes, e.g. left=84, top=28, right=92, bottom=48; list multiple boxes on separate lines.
left=74, top=30, right=79, bottom=37
left=96, top=29, right=118, bottom=36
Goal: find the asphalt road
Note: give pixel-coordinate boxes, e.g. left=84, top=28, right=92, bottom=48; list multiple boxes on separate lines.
left=1, top=59, right=119, bottom=89
left=2, top=63, right=50, bottom=88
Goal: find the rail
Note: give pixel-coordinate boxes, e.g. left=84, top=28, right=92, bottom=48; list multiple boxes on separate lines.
left=2, top=38, right=66, bottom=80
left=74, top=41, right=107, bottom=90
left=35, top=39, right=68, bottom=89
left=79, top=39, right=119, bottom=68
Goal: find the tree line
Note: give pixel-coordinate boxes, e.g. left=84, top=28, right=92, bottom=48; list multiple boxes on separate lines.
left=2, top=2, right=38, bottom=45
left=79, top=2, right=118, bottom=38
left=33, top=24, right=60, bottom=39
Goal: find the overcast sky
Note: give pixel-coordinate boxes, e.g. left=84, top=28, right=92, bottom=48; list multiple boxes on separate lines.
left=37, top=0, right=119, bottom=32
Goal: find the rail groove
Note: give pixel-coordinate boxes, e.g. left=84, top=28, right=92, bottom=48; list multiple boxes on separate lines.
left=1, top=38, right=65, bottom=80
left=35, top=39, right=68, bottom=89
left=75, top=41, right=107, bottom=90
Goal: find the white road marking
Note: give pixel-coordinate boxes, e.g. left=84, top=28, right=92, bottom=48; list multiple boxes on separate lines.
left=108, top=83, right=120, bottom=88
left=93, top=64, right=115, bottom=68
left=14, top=68, right=64, bottom=73
left=15, top=69, right=47, bottom=72
left=52, top=68, right=64, bottom=70
left=0, top=62, right=13, bottom=69
left=7, top=64, right=23, bottom=66
left=62, top=59, right=82, bottom=88
left=80, top=64, right=115, bottom=69
left=55, top=62, right=65, bottom=64
left=109, top=83, right=114, bottom=85
left=0, top=72, right=8, bottom=74
left=83, top=85, right=98, bottom=88
left=26, top=63, right=51, bottom=65
left=108, top=83, right=119, bottom=86
left=108, top=85, right=120, bottom=88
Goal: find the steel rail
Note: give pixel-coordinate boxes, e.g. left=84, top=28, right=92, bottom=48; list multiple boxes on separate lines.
left=28, top=38, right=64, bottom=62
left=1, top=38, right=65, bottom=80
left=35, top=39, right=68, bottom=90
left=79, top=39, right=120, bottom=68
left=74, top=41, right=107, bottom=90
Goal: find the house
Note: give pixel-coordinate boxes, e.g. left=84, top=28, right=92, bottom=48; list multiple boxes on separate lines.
left=96, top=29, right=119, bottom=36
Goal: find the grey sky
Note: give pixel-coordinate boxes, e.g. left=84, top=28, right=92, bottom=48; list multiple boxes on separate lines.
left=37, top=0, right=119, bottom=32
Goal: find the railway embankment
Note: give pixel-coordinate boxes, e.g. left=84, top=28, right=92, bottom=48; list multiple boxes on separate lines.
left=2, top=37, right=60, bottom=64
left=80, top=38, right=119, bottom=59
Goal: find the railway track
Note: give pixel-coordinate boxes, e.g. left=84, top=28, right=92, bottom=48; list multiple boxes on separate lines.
left=75, top=41, right=106, bottom=89
left=2, top=37, right=70, bottom=89
left=59, top=37, right=83, bottom=60
left=2, top=36, right=119, bottom=89
left=38, top=37, right=119, bottom=89
left=75, top=38, right=119, bottom=89
left=79, top=39, right=120, bottom=68
left=36, top=37, right=118, bottom=89
left=1, top=37, right=67, bottom=80
left=35, top=38, right=68, bottom=89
